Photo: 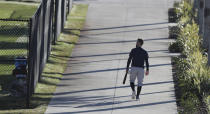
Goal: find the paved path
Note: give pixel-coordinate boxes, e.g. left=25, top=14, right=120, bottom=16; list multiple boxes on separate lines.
left=46, top=0, right=178, bottom=113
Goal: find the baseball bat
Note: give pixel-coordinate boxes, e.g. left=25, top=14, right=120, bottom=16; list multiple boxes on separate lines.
left=123, top=72, right=128, bottom=84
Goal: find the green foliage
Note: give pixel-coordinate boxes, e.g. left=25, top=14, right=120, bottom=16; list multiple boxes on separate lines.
left=170, top=0, right=210, bottom=113
left=179, top=92, right=200, bottom=114
left=169, top=26, right=180, bottom=39
left=178, top=15, right=191, bottom=27
left=174, top=51, right=210, bottom=113
left=168, top=8, right=178, bottom=23
left=173, top=1, right=180, bottom=8
left=177, top=21, right=200, bottom=56
left=169, top=21, right=200, bottom=54
left=207, top=96, right=210, bottom=111
left=175, top=0, right=194, bottom=22
left=169, top=42, right=182, bottom=53
left=169, top=0, right=194, bottom=23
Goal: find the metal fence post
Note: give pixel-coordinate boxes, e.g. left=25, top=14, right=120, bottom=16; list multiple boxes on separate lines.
left=26, top=18, right=33, bottom=108
left=61, top=0, right=67, bottom=31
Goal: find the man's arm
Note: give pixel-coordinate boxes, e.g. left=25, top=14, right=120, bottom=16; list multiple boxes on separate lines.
left=126, top=56, right=132, bottom=72
left=145, top=52, right=149, bottom=75
left=126, top=50, right=133, bottom=72
left=123, top=50, right=132, bottom=84
left=145, top=58, right=149, bottom=71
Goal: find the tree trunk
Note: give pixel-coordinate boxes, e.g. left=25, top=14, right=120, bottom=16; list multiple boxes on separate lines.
left=204, top=0, right=210, bottom=65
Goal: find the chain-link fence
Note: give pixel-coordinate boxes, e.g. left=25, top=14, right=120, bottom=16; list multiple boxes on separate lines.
left=0, top=19, right=30, bottom=90
left=0, top=0, right=73, bottom=107
left=0, top=19, right=29, bottom=71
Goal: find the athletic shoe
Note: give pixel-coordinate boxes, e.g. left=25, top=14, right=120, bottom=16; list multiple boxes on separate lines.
left=132, top=91, right=136, bottom=99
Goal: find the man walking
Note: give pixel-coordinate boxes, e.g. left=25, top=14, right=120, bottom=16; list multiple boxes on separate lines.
left=126, top=38, right=149, bottom=100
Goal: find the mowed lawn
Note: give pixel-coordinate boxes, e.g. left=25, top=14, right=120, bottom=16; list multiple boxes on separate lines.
left=0, top=1, right=38, bottom=19
left=0, top=1, right=38, bottom=109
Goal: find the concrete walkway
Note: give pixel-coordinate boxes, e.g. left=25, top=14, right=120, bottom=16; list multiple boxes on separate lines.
left=45, top=0, right=178, bottom=113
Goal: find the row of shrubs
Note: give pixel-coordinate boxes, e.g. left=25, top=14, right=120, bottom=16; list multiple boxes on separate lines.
left=168, top=0, right=210, bottom=113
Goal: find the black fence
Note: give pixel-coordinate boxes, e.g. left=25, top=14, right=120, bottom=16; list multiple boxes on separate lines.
left=0, top=19, right=29, bottom=71
left=29, top=0, right=54, bottom=94
left=0, top=19, right=30, bottom=92
left=29, top=0, right=73, bottom=93
left=0, top=0, right=73, bottom=107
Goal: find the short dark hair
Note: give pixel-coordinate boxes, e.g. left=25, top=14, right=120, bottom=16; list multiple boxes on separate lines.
left=137, top=38, right=143, bottom=45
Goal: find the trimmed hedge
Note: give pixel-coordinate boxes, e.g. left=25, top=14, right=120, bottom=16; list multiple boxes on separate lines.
left=169, top=26, right=180, bottom=39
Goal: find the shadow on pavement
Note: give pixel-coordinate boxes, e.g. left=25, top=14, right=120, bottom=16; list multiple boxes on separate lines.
left=54, top=80, right=173, bottom=95
left=68, top=55, right=171, bottom=66
left=50, top=100, right=176, bottom=114
left=76, top=37, right=169, bottom=45
left=63, top=63, right=171, bottom=75
left=81, top=22, right=168, bottom=31
left=80, top=27, right=168, bottom=36
left=69, top=49, right=168, bottom=58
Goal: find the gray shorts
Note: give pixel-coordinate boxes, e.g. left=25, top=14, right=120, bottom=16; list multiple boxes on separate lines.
left=130, top=67, right=144, bottom=86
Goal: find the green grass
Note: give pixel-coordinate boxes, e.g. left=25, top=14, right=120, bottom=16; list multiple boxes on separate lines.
left=0, top=4, right=88, bottom=113
left=0, top=2, right=38, bottom=19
